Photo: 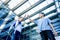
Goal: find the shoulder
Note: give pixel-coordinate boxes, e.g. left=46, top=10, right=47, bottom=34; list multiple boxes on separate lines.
left=44, top=17, right=50, bottom=20
left=45, top=18, right=51, bottom=22
left=35, top=19, right=39, bottom=22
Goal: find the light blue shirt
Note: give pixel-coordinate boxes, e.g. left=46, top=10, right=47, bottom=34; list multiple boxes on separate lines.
left=34, top=17, right=52, bottom=32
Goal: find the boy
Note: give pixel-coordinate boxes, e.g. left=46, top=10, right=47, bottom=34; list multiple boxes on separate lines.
left=27, top=12, right=57, bottom=40
left=9, top=16, right=26, bottom=40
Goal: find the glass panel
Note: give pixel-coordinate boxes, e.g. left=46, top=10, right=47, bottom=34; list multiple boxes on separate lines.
left=14, top=2, right=31, bottom=15
left=8, top=0, right=23, bottom=9
left=1, top=0, right=6, bottom=2
left=14, top=0, right=39, bottom=15
left=46, top=0, right=54, bottom=4
left=45, top=13, right=57, bottom=18
left=26, top=1, right=48, bottom=16
left=43, top=5, right=55, bottom=14
left=14, top=6, right=23, bottom=15
left=21, top=0, right=54, bottom=17
left=21, top=9, right=35, bottom=17
left=29, top=0, right=39, bottom=5
left=30, top=14, right=39, bottom=20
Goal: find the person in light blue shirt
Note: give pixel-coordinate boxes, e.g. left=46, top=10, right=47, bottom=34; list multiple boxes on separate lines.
left=34, top=17, right=52, bottom=32
left=27, top=12, right=57, bottom=40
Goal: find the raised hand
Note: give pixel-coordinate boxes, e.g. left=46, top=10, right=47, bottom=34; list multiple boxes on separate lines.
left=26, top=14, right=30, bottom=18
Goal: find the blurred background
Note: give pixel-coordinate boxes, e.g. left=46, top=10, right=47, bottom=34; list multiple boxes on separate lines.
left=0, top=0, right=60, bottom=40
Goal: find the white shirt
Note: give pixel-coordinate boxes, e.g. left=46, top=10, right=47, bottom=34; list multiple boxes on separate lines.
left=9, top=20, right=23, bottom=33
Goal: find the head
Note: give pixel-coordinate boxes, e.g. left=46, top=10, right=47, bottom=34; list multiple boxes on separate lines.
left=39, top=12, right=45, bottom=18
left=18, top=17, right=23, bottom=22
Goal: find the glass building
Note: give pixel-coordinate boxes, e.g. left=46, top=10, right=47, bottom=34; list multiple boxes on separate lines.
left=0, top=0, right=60, bottom=40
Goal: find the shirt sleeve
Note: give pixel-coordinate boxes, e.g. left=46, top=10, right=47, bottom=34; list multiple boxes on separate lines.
left=47, top=18, right=51, bottom=24
left=9, top=20, right=16, bottom=31
left=34, top=20, right=38, bottom=24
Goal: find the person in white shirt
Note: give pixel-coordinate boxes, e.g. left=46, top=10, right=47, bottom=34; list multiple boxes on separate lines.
left=9, top=16, right=26, bottom=40
left=14, top=17, right=24, bottom=40
left=27, top=12, right=58, bottom=40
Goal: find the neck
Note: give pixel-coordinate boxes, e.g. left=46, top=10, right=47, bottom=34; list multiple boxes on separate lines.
left=40, top=16, right=44, bottom=18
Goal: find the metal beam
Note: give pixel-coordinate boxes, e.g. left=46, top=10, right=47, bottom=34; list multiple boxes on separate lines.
left=4, top=0, right=11, bottom=5
left=12, top=0, right=28, bottom=11
left=18, top=0, right=45, bottom=16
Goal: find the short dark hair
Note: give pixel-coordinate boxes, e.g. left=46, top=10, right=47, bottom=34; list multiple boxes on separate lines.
left=39, top=12, right=45, bottom=16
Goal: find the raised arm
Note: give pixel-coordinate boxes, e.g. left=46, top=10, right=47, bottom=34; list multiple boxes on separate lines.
left=27, top=15, right=34, bottom=22
left=20, top=14, right=28, bottom=21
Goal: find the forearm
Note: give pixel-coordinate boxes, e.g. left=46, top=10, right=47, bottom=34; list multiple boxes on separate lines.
left=50, top=24, right=56, bottom=32
left=29, top=18, right=34, bottom=22
left=26, top=15, right=34, bottom=22
left=27, top=17, right=33, bottom=22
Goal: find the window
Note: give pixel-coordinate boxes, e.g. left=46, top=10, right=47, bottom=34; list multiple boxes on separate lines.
left=8, top=0, right=23, bottom=9
left=14, top=0, right=39, bottom=15
left=21, top=0, right=54, bottom=17
left=46, top=0, right=54, bottom=4
left=14, top=2, right=31, bottom=15
left=43, top=5, right=55, bottom=14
